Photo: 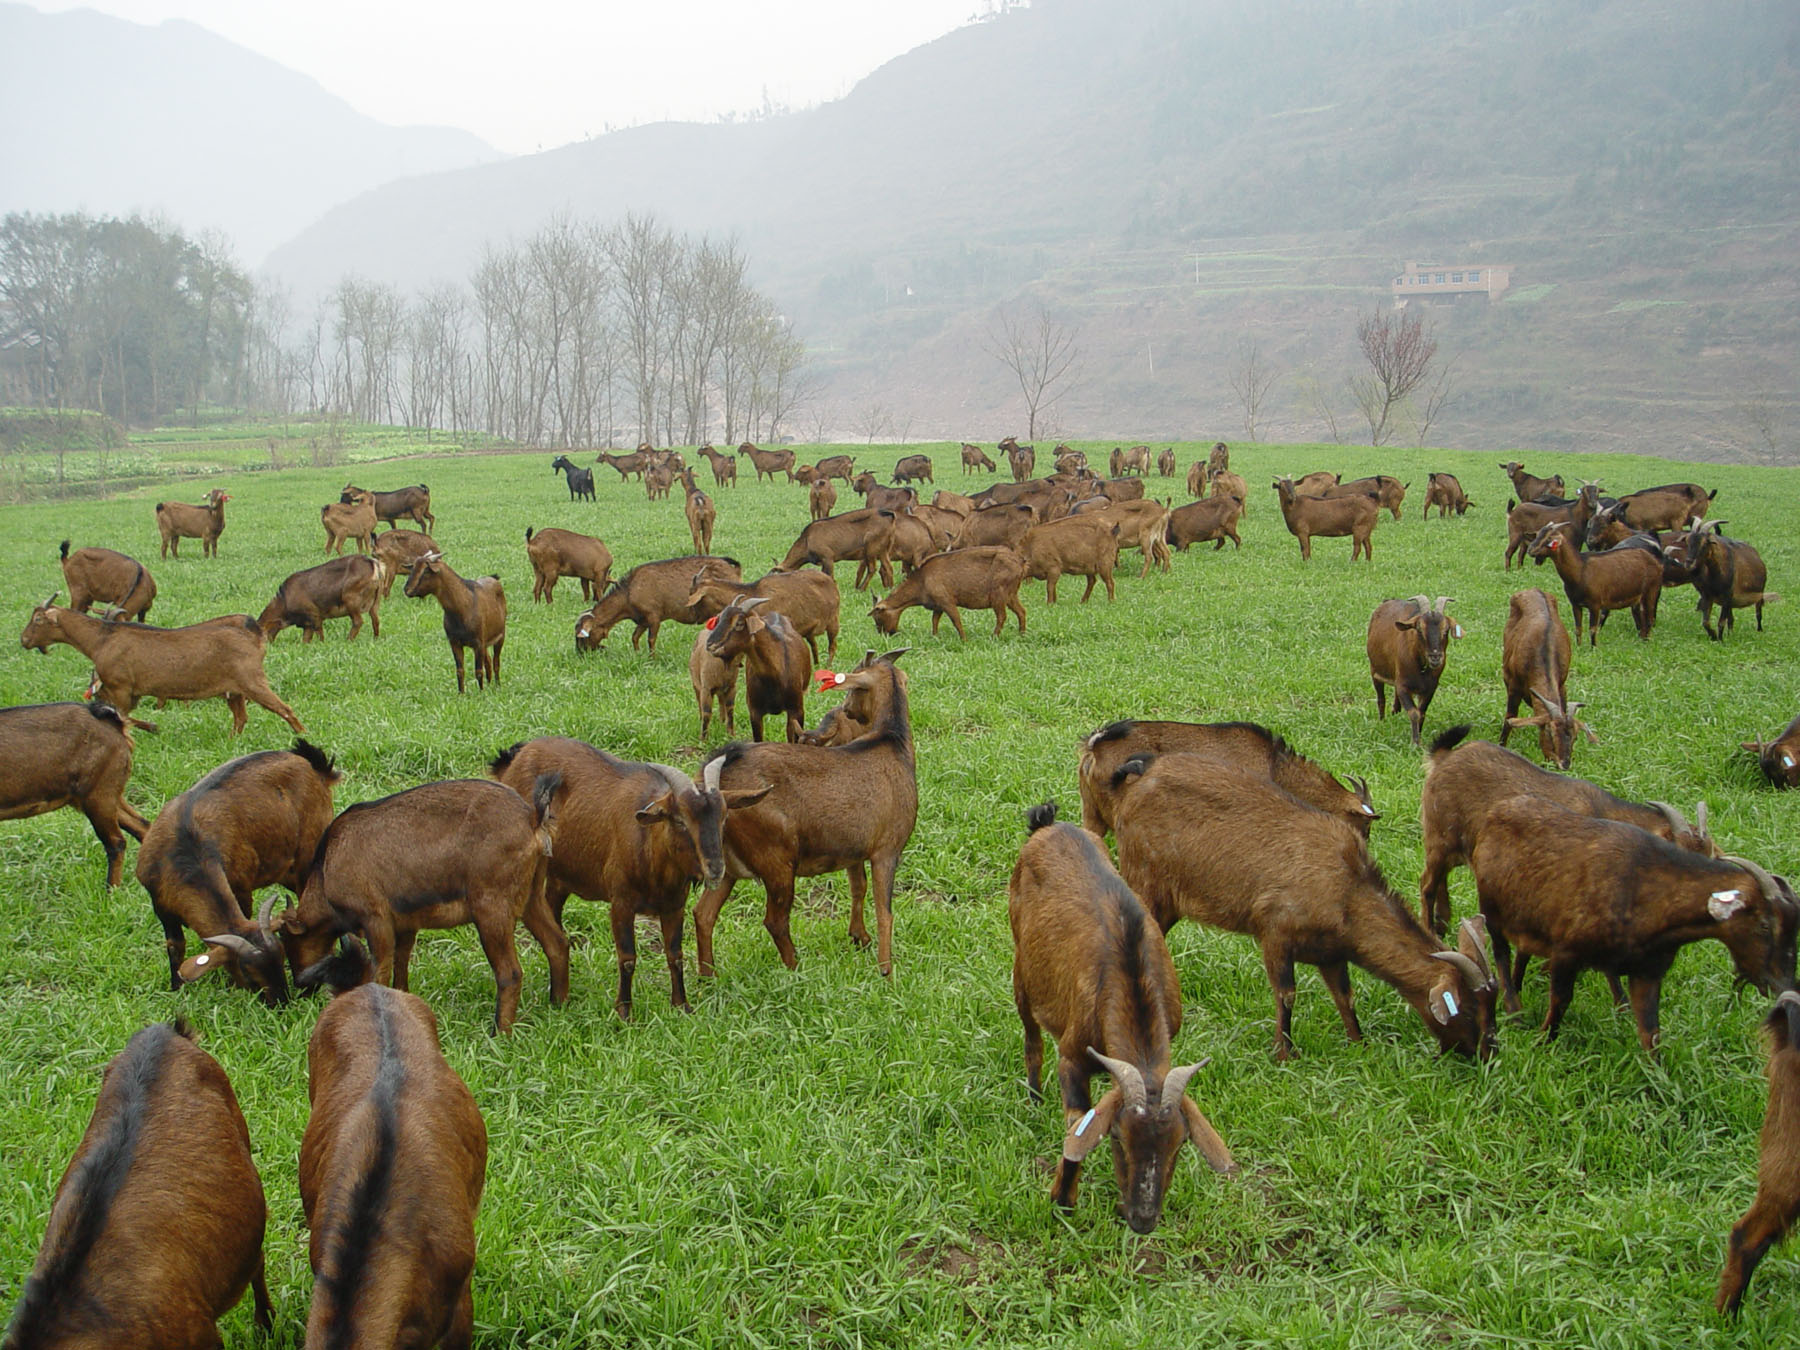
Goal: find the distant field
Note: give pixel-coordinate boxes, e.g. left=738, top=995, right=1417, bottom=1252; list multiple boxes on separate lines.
left=1, top=440, right=1797, bottom=1346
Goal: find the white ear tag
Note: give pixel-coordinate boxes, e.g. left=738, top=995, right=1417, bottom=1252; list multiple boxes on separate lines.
left=834, top=673, right=847, bottom=686
left=1783, top=753, right=1796, bottom=769
left=1442, top=990, right=1459, bottom=1017
left=1452, top=624, right=1464, bottom=638
left=1361, top=803, right=1377, bottom=816
left=193, top=953, right=209, bottom=966
left=1075, top=1108, right=1096, bottom=1138
left=1709, top=890, right=1745, bottom=921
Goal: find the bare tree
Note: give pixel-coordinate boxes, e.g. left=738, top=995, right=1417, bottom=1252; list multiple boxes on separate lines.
left=1297, top=370, right=1344, bottom=444
left=988, top=301, right=1081, bottom=440
left=856, top=401, right=892, bottom=446
left=1734, top=390, right=1784, bottom=461
left=1349, top=306, right=1437, bottom=446
left=1406, top=356, right=1459, bottom=446
left=1227, top=339, right=1278, bottom=441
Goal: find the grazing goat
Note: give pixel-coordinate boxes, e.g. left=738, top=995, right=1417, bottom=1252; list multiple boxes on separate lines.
left=852, top=474, right=918, bottom=514
left=404, top=552, right=507, bottom=692
left=1010, top=802, right=1235, bottom=1231
left=776, top=509, right=897, bottom=589
left=1290, top=470, right=1341, bottom=496
left=1111, top=754, right=1498, bottom=1061
left=551, top=454, right=596, bottom=501
left=574, top=555, right=740, bottom=655
left=1325, top=474, right=1408, bottom=521
left=1527, top=520, right=1662, bottom=643
left=695, top=654, right=916, bottom=978
left=961, top=442, right=996, bottom=474
left=155, top=487, right=228, bottom=559
left=21, top=599, right=306, bottom=736
left=1500, top=588, right=1590, bottom=770
left=1421, top=471, right=1472, bottom=518
left=526, top=525, right=613, bottom=604
left=1717, top=991, right=1800, bottom=1316
left=3, top=1020, right=270, bottom=1350
left=1166, top=494, right=1243, bottom=551
left=686, top=568, right=840, bottom=662
left=1156, top=446, right=1176, bottom=477
left=1466, top=795, right=1797, bottom=1049
left=259, top=554, right=387, bottom=642
left=952, top=501, right=1036, bottom=551
left=299, top=951, right=486, bottom=1349
left=893, top=453, right=934, bottom=484
left=1002, top=436, right=1036, bottom=481
left=341, top=482, right=434, bottom=531
left=737, top=442, right=795, bottom=482
left=1617, top=484, right=1710, bottom=532
left=1418, top=725, right=1716, bottom=939
left=371, top=528, right=439, bottom=594
left=679, top=468, right=717, bottom=553
left=809, top=474, right=837, bottom=520
left=689, top=624, right=742, bottom=739
left=1684, top=518, right=1771, bottom=639
left=59, top=540, right=155, bottom=621
left=1500, top=461, right=1565, bottom=503
left=1274, top=476, right=1377, bottom=560
left=320, top=488, right=377, bottom=556
left=277, top=777, right=567, bottom=1035
left=1366, top=595, right=1462, bottom=746
left=698, top=443, right=738, bottom=488
left=706, top=596, right=813, bottom=742
left=596, top=449, right=649, bottom=481
left=1076, top=498, right=1173, bottom=575
left=0, top=702, right=148, bottom=887
left=869, top=545, right=1028, bottom=638
left=812, top=453, right=855, bottom=484
left=1079, top=719, right=1377, bottom=842
left=1019, top=515, right=1120, bottom=603
left=492, top=740, right=770, bottom=1017
left=136, top=740, right=340, bottom=1005
left=1743, top=713, right=1800, bottom=789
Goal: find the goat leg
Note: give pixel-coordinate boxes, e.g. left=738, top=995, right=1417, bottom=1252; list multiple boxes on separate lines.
left=872, top=854, right=899, bottom=977
left=1540, top=961, right=1579, bottom=1040
left=846, top=863, right=871, bottom=948
left=660, top=909, right=689, bottom=1012
left=1261, top=945, right=1299, bottom=1061
left=1318, top=962, right=1362, bottom=1042
left=610, top=903, right=637, bottom=1020
left=1627, top=974, right=1664, bottom=1053
left=1718, top=1202, right=1791, bottom=1316
left=693, top=880, right=735, bottom=978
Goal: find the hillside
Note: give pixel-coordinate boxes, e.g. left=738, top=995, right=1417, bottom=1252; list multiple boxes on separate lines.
left=0, top=2, right=501, bottom=264
left=256, top=0, right=1797, bottom=457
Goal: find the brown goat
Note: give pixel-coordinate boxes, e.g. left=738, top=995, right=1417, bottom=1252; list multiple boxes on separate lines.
left=688, top=625, right=742, bottom=739
left=525, top=525, right=613, bottom=604
left=1209, top=469, right=1249, bottom=514
left=403, top=552, right=507, bottom=692
left=736, top=442, right=795, bottom=482
left=320, top=489, right=377, bottom=556
left=678, top=468, right=717, bottom=552
left=3, top=1020, right=270, bottom=1350
left=853, top=474, right=918, bottom=514
left=370, top=528, right=439, bottom=595
left=1290, top=470, right=1341, bottom=496
left=698, top=443, right=738, bottom=488
left=596, top=449, right=650, bottom=480
left=869, top=545, right=1028, bottom=638
left=935, top=491, right=979, bottom=517
left=1186, top=462, right=1207, bottom=498
left=0, top=701, right=149, bottom=887
left=1110, top=753, right=1498, bottom=1061
left=298, top=959, right=486, bottom=1348
left=1743, top=713, right=1800, bottom=789
left=1500, top=588, right=1591, bottom=770
left=1717, top=991, right=1800, bottom=1316
left=492, top=741, right=771, bottom=1018
left=686, top=568, right=841, bottom=663
left=1002, top=437, right=1036, bottom=480
left=1075, top=498, right=1171, bottom=567
left=1326, top=474, right=1408, bottom=521
left=1367, top=595, right=1462, bottom=746
left=1010, top=802, right=1235, bottom=1232
left=21, top=600, right=306, bottom=736
left=1078, top=719, right=1378, bottom=842
left=574, top=555, right=740, bottom=655
left=706, top=596, right=813, bottom=742
left=1208, top=442, right=1230, bottom=476
left=961, top=442, right=996, bottom=474
left=776, top=509, right=897, bottom=589
left=277, top=776, right=567, bottom=1035
left=1018, top=515, right=1120, bottom=603
left=135, top=739, right=340, bottom=1006
left=1502, top=482, right=1596, bottom=569
left=1527, top=520, right=1662, bottom=643
left=1156, top=446, right=1176, bottom=477
left=809, top=474, right=837, bottom=521
left=893, top=453, right=934, bottom=484
left=695, top=654, right=916, bottom=978
left=643, top=461, right=675, bottom=501
left=59, top=540, right=156, bottom=621
left=1685, top=518, right=1771, bottom=640
left=1166, top=494, right=1243, bottom=551
left=341, top=482, right=434, bottom=531
left=952, top=501, right=1037, bottom=551
left=259, top=554, right=388, bottom=642
left=1274, top=476, right=1377, bottom=560
left=810, top=453, right=854, bottom=483
left=1466, top=795, right=1797, bottom=1049
left=1500, top=461, right=1565, bottom=503
left=1418, top=725, right=1717, bottom=939
left=1421, top=471, right=1472, bottom=519
left=155, top=487, right=229, bottom=559
left=1617, top=485, right=1707, bottom=533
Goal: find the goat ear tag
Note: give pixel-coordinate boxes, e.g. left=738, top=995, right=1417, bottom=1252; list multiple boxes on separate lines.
left=705, top=616, right=718, bottom=630
left=1442, top=990, right=1459, bottom=1018
left=1710, top=890, right=1745, bottom=921
left=193, top=953, right=209, bottom=967
left=1452, top=624, right=1464, bottom=639
left=1361, top=803, right=1377, bottom=816
left=1074, top=1108, right=1096, bottom=1138
left=1784, top=754, right=1797, bottom=769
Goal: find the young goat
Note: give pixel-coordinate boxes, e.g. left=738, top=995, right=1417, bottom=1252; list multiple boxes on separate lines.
left=689, top=623, right=743, bottom=740
left=1717, top=990, right=1800, bottom=1316
left=695, top=653, right=916, bottom=979
left=1010, top=802, right=1235, bottom=1233
left=809, top=474, right=837, bottom=521
left=59, top=540, right=156, bottom=621
left=1111, top=753, right=1498, bottom=1062
left=492, top=740, right=770, bottom=1018
left=403, top=551, right=507, bottom=692
left=698, top=442, right=738, bottom=488
left=276, top=777, right=567, bottom=1035
left=1366, top=595, right=1462, bottom=746
left=0, top=702, right=148, bottom=887
left=298, top=940, right=486, bottom=1349
left=135, top=739, right=340, bottom=1005
left=320, top=488, right=377, bottom=556
left=1500, top=588, right=1591, bottom=770
left=1500, top=460, right=1565, bottom=504
left=3, top=1020, right=270, bottom=1349
left=155, top=487, right=229, bottom=558
left=1743, top=712, right=1800, bottom=789
left=341, top=482, right=434, bottom=531
left=1466, top=795, right=1797, bottom=1050
left=1421, top=471, right=1472, bottom=519
left=706, top=596, right=813, bottom=743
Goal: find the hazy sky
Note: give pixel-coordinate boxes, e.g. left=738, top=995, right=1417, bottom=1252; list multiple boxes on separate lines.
left=31, top=0, right=981, bottom=154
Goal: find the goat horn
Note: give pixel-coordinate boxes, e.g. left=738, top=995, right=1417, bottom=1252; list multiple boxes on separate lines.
left=1434, top=596, right=1454, bottom=612
left=1648, top=801, right=1691, bottom=837
left=1431, top=949, right=1487, bottom=988
left=42, top=592, right=58, bottom=608
left=1407, top=594, right=1432, bottom=611
left=1087, top=1047, right=1146, bottom=1110
left=1159, top=1058, right=1210, bottom=1103
left=1723, top=854, right=1788, bottom=913
left=1778, top=990, right=1800, bottom=1014
left=257, top=893, right=281, bottom=931
left=1457, top=916, right=1495, bottom=979
left=200, top=933, right=263, bottom=961
left=702, top=757, right=725, bottom=793
left=1695, top=801, right=1710, bottom=839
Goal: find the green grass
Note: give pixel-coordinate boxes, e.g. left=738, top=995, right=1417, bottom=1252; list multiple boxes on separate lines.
left=1, top=439, right=1797, bottom=1346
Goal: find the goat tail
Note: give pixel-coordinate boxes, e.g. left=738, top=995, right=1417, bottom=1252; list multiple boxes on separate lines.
left=1759, top=591, right=1781, bottom=607
left=1428, top=725, right=1473, bottom=762
left=1025, top=801, right=1059, bottom=834
left=531, top=771, right=562, bottom=855
left=59, top=538, right=70, bottom=560
left=488, top=742, right=525, bottom=778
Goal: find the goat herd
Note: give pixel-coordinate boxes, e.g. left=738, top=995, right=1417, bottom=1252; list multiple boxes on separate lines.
left=2, top=439, right=1799, bottom=1346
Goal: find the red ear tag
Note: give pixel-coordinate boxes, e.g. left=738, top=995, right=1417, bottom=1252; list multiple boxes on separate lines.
left=705, top=616, right=718, bottom=630
left=815, top=670, right=846, bottom=692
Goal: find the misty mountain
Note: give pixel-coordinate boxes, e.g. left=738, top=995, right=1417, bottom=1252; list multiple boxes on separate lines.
left=0, top=2, right=501, bottom=265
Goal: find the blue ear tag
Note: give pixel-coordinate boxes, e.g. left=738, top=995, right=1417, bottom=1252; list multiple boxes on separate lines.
left=1442, top=990, right=1459, bottom=1017
left=1075, top=1108, right=1097, bottom=1138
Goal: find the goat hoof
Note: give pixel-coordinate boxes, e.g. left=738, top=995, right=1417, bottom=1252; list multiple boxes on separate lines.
left=848, top=930, right=871, bottom=949
left=614, top=1001, right=633, bottom=1021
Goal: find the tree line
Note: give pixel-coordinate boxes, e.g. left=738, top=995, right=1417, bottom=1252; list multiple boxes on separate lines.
left=2, top=210, right=807, bottom=447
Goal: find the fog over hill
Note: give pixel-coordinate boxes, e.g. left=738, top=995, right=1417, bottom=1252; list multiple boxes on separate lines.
left=0, top=2, right=501, bottom=264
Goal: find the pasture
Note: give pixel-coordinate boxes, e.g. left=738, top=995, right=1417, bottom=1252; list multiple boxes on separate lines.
left=0, top=439, right=1796, bottom=1347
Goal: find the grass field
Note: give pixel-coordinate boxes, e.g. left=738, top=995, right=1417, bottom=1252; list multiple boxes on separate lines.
left=1, top=439, right=1797, bottom=1347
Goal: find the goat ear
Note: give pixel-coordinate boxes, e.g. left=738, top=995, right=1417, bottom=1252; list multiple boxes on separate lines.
left=177, top=944, right=233, bottom=983
left=1709, top=889, right=1746, bottom=922
left=636, top=793, right=676, bottom=824
left=1060, top=1089, right=1122, bottom=1164
left=1393, top=617, right=1417, bottom=631
left=745, top=615, right=766, bottom=635
left=722, top=783, right=773, bottom=810
left=1579, top=722, right=1601, bottom=745
left=1427, top=971, right=1459, bottom=1025
left=1179, top=1096, right=1237, bottom=1174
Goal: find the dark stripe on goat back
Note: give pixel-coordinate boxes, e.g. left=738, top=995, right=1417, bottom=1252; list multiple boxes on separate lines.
left=323, top=994, right=403, bottom=1350
left=1098, top=869, right=1160, bottom=1068
left=7, top=1021, right=188, bottom=1344
left=1775, top=996, right=1800, bottom=1053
